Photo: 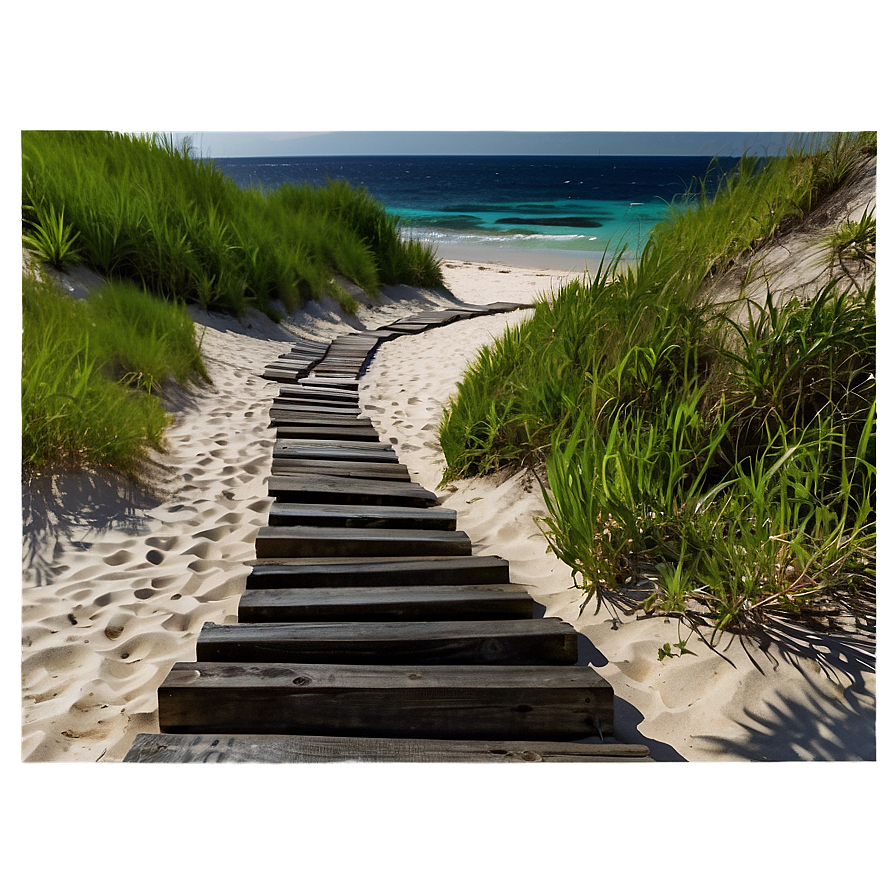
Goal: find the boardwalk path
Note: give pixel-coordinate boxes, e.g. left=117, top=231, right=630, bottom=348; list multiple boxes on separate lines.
left=126, top=303, right=650, bottom=762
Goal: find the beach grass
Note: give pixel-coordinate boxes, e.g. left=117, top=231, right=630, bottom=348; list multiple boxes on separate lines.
left=440, top=132, right=876, bottom=640
left=21, top=131, right=444, bottom=318
left=22, top=275, right=208, bottom=473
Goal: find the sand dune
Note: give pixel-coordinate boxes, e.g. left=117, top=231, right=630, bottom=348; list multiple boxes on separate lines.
left=21, top=259, right=875, bottom=761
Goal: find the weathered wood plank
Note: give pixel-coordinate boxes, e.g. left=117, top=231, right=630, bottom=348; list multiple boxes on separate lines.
left=275, top=438, right=394, bottom=455
left=270, top=405, right=363, bottom=420
left=271, top=395, right=359, bottom=414
left=269, top=458, right=411, bottom=480
left=271, top=413, right=375, bottom=427
left=262, top=369, right=299, bottom=383
left=267, top=473, right=439, bottom=507
left=246, top=555, right=510, bottom=589
left=254, top=525, right=471, bottom=558
left=158, top=662, right=613, bottom=739
left=273, top=426, right=383, bottom=442
left=238, top=584, right=532, bottom=622
left=279, top=386, right=361, bottom=402
left=268, top=405, right=370, bottom=426
left=272, top=445, right=399, bottom=464
left=196, top=618, right=577, bottom=665
left=301, top=377, right=358, bottom=390
left=274, top=439, right=395, bottom=448
left=124, top=732, right=651, bottom=763
left=267, top=502, right=457, bottom=530
left=272, top=401, right=360, bottom=416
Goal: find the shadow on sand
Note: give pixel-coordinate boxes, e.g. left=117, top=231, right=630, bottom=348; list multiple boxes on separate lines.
left=22, top=468, right=169, bottom=588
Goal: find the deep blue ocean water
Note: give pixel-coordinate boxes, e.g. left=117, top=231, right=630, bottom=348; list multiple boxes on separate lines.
left=214, top=155, right=736, bottom=270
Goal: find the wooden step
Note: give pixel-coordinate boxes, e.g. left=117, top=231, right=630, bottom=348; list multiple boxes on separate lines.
left=272, top=412, right=373, bottom=427
left=124, top=732, right=650, bottom=763
left=301, top=377, right=358, bottom=390
left=274, top=439, right=396, bottom=460
left=255, top=525, right=471, bottom=558
left=262, top=368, right=299, bottom=383
left=270, top=406, right=363, bottom=421
left=271, top=445, right=399, bottom=463
left=238, top=584, right=533, bottom=622
left=246, top=555, right=510, bottom=589
left=267, top=502, right=457, bottom=530
left=272, top=394, right=359, bottom=408
left=274, top=425, right=383, bottom=442
left=267, top=473, right=439, bottom=507
left=269, top=458, right=411, bottom=480
left=195, top=618, right=577, bottom=665
left=271, top=403, right=361, bottom=417
left=157, top=662, right=613, bottom=740
left=279, top=385, right=360, bottom=401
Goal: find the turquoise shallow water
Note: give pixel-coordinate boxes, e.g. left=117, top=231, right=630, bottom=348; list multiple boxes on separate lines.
left=215, top=154, right=735, bottom=270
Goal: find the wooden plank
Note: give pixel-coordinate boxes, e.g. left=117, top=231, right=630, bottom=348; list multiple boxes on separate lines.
left=274, top=426, right=383, bottom=442
left=246, top=555, right=510, bottom=589
left=276, top=438, right=393, bottom=451
left=125, top=733, right=650, bottom=763
left=270, top=406, right=363, bottom=420
left=267, top=473, right=438, bottom=507
left=267, top=502, right=457, bottom=530
left=272, top=445, right=398, bottom=464
left=262, top=369, right=298, bottom=383
left=254, top=525, right=471, bottom=558
left=270, top=412, right=374, bottom=427
left=273, top=393, right=359, bottom=407
left=279, top=385, right=361, bottom=401
left=301, top=377, right=358, bottom=390
left=238, top=584, right=533, bottom=622
left=272, top=400, right=360, bottom=413
left=269, top=458, right=411, bottom=480
left=196, top=618, right=577, bottom=665
left=157, top=662, right=613, bottom=740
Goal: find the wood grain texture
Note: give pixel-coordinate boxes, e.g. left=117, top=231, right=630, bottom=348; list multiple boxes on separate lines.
left=196, top=618, right=577, bottom=665
left=273, top=426, right=383, bottom=442
left=270, top=405, right=363, bottom=420
left=254, top=525, right=471, bottom=558
left=267, top=473, right=439, bottom=507
left=158, top=662, right=613, bottom=739
left=237, top=584, right=533, bottom=622
left=246, top=555, right=510, bottom=589
left=268, top=458, right=411, bottom=480
left=124, top=733, right=651, bottom=763
left=266, top=502, right=457, bottom=530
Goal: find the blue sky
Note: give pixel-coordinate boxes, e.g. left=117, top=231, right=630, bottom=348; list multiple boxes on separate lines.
left=171, top=131, right=812, bottom=159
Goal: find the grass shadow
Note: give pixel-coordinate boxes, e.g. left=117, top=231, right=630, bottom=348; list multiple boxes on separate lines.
left=22, top=467, right=168, bottom=588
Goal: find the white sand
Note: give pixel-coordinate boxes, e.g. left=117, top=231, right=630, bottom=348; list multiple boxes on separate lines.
left=21, top=259, right=876, bottom=762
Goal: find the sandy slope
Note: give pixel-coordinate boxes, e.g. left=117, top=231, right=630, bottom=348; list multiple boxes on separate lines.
left=21, top=257, right=875, bottom=761
left=361, top=263, right=877, bottom=762
left=19, top=261, right=568, bottom=762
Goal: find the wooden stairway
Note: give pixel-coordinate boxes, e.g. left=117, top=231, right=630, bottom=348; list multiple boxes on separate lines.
left=125, top=303, right=650, bottom=762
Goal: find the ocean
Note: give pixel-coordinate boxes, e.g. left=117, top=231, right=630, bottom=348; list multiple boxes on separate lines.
left=214, top=155, right=736, bottom=272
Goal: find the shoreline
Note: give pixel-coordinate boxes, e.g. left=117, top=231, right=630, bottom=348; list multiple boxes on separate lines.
left=433, top=244, right=632, bottom=276
left=20, top=258, right=875, bottom=762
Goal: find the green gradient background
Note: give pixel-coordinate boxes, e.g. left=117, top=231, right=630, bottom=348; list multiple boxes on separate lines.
left=0, top=0, right=894, bottom=896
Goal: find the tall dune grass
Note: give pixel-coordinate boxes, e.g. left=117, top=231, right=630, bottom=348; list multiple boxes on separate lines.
left=21, top=131, right=444, bottom=318
left=440, top=132, right=876, bottom=640
left=22, top=276, right=208, bottom=473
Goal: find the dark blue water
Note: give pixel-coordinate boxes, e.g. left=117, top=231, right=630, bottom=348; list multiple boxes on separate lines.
left=214, top=155, right=735, bottom=268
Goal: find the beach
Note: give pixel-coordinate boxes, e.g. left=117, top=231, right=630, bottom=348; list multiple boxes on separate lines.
left=21, top=257, right=875, bottom=762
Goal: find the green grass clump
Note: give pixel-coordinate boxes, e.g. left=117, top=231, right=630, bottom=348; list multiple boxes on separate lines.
left=440, top=132, right=875, bottom=642
left=22, top=131, right=444, bottom=319
left=22, top=276, right=208, bottom=473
